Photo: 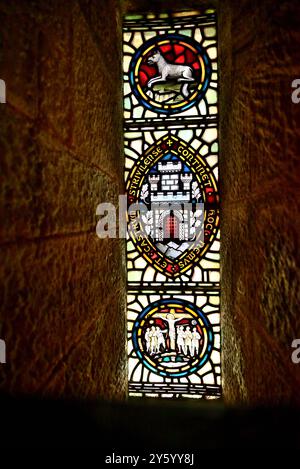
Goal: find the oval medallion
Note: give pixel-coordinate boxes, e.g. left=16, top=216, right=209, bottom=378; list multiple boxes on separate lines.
left=126, top=134, right=219, bottom=277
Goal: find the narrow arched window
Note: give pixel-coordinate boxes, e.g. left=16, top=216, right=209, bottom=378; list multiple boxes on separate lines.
left=123, top=8, right=220, bottom=399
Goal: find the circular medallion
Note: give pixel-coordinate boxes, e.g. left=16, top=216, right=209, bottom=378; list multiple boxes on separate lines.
left=129, top=34, right=212, bottom=115
left=132, top=298, right=213, bottom=378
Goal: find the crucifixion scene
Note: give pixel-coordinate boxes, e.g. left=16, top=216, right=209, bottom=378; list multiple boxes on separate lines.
left=142, top=307, right=203, bottom=369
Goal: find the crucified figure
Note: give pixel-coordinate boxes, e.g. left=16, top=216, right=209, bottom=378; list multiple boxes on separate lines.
left=153, top=308, right=190, bottom=351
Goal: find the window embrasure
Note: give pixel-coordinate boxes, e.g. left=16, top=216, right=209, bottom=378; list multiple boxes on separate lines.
left=123, top=9, right=220, bottom=399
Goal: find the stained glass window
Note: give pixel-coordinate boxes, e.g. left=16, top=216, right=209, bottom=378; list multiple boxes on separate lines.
left=123, top=9, right=220, bottom=399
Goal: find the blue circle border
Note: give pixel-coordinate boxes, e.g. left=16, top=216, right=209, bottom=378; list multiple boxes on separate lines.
left=129, top=34, right=212, bottom=115
left=132, top=298, right=214, bottom=378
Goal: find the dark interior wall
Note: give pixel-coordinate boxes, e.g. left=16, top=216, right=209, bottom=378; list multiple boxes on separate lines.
left=220, top=0, right=300, bottom=405
left=0, top=0, right=127, bottom=399
left=122, top=0, right=217, bottom=14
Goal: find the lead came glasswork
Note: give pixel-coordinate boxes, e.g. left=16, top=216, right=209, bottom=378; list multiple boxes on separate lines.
left=129, top=34, right=212, bottom=115
left=123, top=9, right=220, bottom=398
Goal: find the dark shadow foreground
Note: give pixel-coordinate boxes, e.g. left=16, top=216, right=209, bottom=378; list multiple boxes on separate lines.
left=0, top=393, right=299, bottom=449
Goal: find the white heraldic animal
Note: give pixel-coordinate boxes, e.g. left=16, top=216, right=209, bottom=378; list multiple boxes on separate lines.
left=147, top=50, right=195, bottom=98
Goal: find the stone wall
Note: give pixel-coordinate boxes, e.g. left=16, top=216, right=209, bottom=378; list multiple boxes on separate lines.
left=0, top=0, right=127, bottom=399
left=220, top=0, right=300, bottom=405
